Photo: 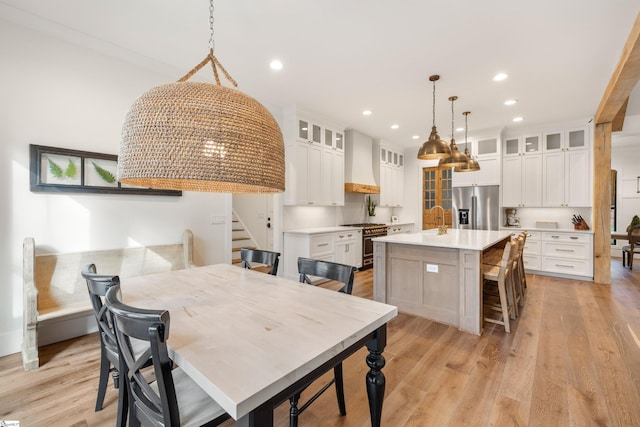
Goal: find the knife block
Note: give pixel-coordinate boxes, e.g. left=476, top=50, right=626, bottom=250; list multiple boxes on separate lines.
left=574, top=220, right=590, bottom=230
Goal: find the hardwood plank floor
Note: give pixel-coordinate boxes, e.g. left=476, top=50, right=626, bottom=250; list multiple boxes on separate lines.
left=2, top=263, right=640, bottom=426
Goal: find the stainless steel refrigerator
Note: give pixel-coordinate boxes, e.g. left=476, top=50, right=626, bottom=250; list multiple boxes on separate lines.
left=452, top=185, right=500, bottom=230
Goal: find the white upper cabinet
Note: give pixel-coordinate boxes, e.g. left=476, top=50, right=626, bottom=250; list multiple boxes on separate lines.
left=284, top=107, right=345, bottom=206
left=502, top=121, right=591, bottom=209
left=542, top=126, right=590, bottom=207
left=503, top=134, right=542, bottom=157
left=502, top=153, right=542, bottom=207
left=374, top=141, right=404, bottom=207
left=543, top=128, right=588, bottom=153
left=453, top=135, right=500, bottom=187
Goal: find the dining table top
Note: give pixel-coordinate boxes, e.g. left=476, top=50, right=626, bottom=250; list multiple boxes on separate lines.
left=612, top=232, right=629, bottom=240
left=119, top=263, right=398, bottom=421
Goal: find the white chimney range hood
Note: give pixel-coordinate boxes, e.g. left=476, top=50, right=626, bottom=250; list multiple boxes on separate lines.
left=344, top=129, right=380, bottom=194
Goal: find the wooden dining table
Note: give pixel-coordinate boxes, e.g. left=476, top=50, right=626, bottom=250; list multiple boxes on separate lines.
left=119, top=263, right=398, bottom=427
left=612, top=232, right=628, bottom=241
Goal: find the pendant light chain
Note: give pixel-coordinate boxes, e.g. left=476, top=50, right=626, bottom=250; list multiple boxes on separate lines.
left=209, top=0, right=215, bottom=52
left=178, top=0, right=237, bottom=88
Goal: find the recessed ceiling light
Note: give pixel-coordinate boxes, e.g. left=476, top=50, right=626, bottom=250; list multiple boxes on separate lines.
left=513, top=116, right=523, bottom=122
left=456, top=127, right=464, bottom=132
left=362, top=110, right=372, bottom=116
left=412, top=135, right=420, bottom=139
left=269, top=59, right=283, bottom=70
left=391, top=124, right=399, bottom=129
left=504, top=99, right=518, bottom=106
left=493, top=73, right=508, bottom=81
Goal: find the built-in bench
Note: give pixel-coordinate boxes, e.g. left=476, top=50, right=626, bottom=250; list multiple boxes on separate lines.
left=22, top=230, right=195, bottom=371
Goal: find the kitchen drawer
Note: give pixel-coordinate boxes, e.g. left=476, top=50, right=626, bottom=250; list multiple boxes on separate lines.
left=336, top=230, right=358, bottom=241
left=542, top=242, right=589, bottom=260
left=310, top=233, right=335, bottom=257
left=524, top=231, right=541, bottom=241
left=523, top=240, right=540, bottom=256
left=542, top=232, right=590, bottom=244
left=523, top=255, right=541, bottom=271
left=541, top=257, right=590, bottom=276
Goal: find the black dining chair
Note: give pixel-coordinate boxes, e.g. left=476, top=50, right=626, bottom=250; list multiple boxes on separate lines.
left=104, top=285, right=229, bottom=427
left=81, top=264, right=128, bottom=427
left=240, top=248, right=281, bottom=275
left=290, top=257, right=357, bottom=426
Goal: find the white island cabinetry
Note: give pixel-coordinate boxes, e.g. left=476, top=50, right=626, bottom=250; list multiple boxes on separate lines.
left=373, top=229, right=512, bottom=335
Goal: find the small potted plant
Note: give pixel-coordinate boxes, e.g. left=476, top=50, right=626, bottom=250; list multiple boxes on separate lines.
left=627, top=215, right=640, bottom=232
left=366, top=195, right=376, bottom=218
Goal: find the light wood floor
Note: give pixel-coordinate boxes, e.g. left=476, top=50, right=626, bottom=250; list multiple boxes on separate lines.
left=2, top=262, right=640, bottom=426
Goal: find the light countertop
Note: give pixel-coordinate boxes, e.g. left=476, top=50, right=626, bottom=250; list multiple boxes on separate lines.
left=284, top=226, right=363, bottom=235
left=500, top=227, right=594, bottom=234
left=373, top=228, right=513, bottom=251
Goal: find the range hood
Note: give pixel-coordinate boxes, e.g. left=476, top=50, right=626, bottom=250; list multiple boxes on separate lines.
left=344, top=129, right=380, bottom=194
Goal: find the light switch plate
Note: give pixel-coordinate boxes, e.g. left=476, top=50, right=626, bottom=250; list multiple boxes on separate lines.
left=211, top=216, right=225, bottom=224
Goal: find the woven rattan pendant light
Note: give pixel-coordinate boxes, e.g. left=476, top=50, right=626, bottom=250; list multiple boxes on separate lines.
left=438, top=96, right=468, bottom=169
left=417, top=75, right=451, bottom=160
left=118, top=1, right=285, bottom=193
left=454, top=111, right=481, bottom=172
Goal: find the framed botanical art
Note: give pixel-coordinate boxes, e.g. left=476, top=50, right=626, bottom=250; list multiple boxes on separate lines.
left=29, top=144, right=181, bottom=196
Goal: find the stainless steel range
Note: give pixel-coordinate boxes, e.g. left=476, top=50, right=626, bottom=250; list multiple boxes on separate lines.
left=342, top=223, right=388, bottom=269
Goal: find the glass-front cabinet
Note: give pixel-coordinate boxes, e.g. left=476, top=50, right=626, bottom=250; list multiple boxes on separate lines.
left=503, top=134, right=541, bottom=157
left=297, top=118, right=321, bottom=144
left=543, top=128, right=587, bottom=152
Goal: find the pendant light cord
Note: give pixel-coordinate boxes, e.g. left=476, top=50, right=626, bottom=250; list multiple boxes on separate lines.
left=432, top=80, right=436, bottom=127
left=464, top=112, right=469, bottom=151
left=450, top=98, right=454, bottom=141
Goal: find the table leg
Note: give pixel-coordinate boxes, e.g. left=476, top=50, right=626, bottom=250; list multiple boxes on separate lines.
left=236, top=402, right=274, bottom=427
left=366, top=324, right=387, bottom=427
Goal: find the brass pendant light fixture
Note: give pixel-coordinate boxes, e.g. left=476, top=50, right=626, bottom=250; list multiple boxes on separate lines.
left=454, top=111, right=481, bottom=172
left=417, top=75, right=451, bottom=160
left=438, top=95, right=469, bottom=169
left=118, top=0, right=285, bottom=193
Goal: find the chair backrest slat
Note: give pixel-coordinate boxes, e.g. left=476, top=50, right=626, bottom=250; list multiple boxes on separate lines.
left=297, top=258, right=357, bottom=295
left=240, top=248, right=281, bottom=275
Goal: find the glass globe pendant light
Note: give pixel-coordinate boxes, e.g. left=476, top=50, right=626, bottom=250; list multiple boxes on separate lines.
left=454, top=111, right=481, bottom=172
left=438, top=95, right=469, bottom=168
left=417, top=75, right=452, bottom=160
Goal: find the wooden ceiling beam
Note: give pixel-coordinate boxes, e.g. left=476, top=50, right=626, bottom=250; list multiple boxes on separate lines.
left=595, top=11, right=640, bottom=124
left=612, top=97, right=629, bottom=132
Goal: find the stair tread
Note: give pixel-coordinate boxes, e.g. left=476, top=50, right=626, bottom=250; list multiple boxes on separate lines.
left=232, top=246, right=256, bottom=252
left=232, top=237, right=251, bottom=241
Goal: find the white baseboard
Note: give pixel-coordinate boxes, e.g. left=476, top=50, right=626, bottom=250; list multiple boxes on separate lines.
left=0, top=315, right=98, bottom=359
left=0, top=329, right=23, bottom=358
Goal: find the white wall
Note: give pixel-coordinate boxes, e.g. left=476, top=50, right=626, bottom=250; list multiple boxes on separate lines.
left=0, top=20, right=232, bottom=356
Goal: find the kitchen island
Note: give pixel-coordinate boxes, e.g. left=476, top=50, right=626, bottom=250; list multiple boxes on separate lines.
left=372, top=228, right=512, bottom=335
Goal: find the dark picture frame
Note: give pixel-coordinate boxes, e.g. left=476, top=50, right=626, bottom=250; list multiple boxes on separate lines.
left=29, top=144, right=182, bottom=196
